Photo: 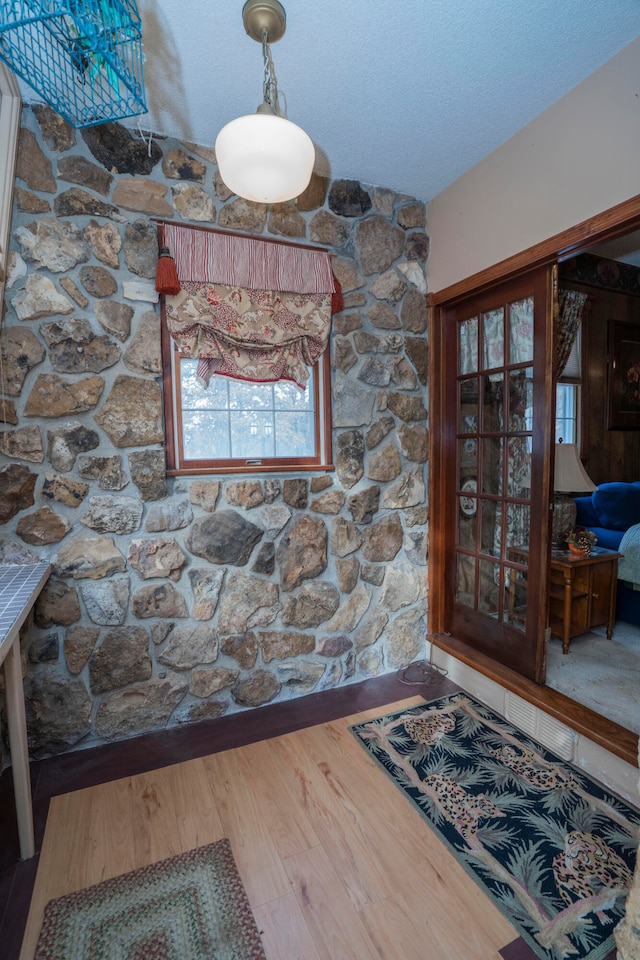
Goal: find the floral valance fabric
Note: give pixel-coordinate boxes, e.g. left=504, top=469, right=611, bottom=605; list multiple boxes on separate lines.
left=161, top=223, right=335, bottom=388
left=165, top=281, right=332, bottom=389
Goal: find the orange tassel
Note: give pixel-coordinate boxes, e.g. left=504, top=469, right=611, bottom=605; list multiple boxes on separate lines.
left=331, top=274, right=343, bottom=314
left=155, top=247, right=181, bottom=296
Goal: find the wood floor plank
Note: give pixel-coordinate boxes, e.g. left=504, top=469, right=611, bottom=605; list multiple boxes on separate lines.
left=236, top=738, right=320, bottom=860
left=19, top=789, right=95, bottom=960
left=87, top=777, right=138, bottom=880
left=358, top=894, right=439, bottom=960
left=252, top=892, right=323, bottom=960
left=166, top=758, right=226, bottom=852
left=283, top=844, right=381, bottom=960
left=267, top=729, right=390, bottom=911
left=202, top=747, right=292, bottom=907
left=128, top=761, right=224, bottom=864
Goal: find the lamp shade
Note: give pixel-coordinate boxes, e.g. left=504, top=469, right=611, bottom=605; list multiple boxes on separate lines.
left=553, top=443, right=597, bottom=494
left=215, top=112, right=315, bottom=204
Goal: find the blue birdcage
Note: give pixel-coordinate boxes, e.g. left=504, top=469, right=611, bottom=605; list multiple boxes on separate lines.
left=0, top=1, right=147, bottom=128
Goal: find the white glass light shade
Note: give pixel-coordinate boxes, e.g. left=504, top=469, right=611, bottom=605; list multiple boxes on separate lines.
left=553, top=443, right=597, bottom=493
left=215, top=112, right=315, bottom=204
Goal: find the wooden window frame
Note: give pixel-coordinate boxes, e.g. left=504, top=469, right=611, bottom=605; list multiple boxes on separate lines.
left=160, top=305, right=333, bottom=476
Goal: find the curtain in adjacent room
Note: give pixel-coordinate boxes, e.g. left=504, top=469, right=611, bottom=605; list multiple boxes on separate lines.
left=555, top=288, right=589, bottom=379
left=160, top=223, right=336, bottom=389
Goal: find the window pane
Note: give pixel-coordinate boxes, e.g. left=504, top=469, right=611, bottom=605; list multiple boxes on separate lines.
left=243, top=414, right=275, bottom=458
left=478, top=560, right=500, bottom=615
left=482, top=437, right=503, bottom=495
left=180, top=361, right=229, bottom=410
left=228, top=380, right=274, bottom=410
left=556, top=383, right=577, bottom=444
left=229, top=410, right=276, bottom=457
left=456, top=553, right=475, bottom=607
left=509, top=296, right=534, bottom=364
left=482, top=374, right=504, bottom=432
left=505, top=503, right=531, bottom=549
left=506, top=436, right=532, bottom=498
left=480, top=499, right=500, bottom=557
left=508, top=367, right=533, bottom=432
left=459, top=437, right=478, bottom=484
left=183, top=411, right=231, bottom=460
left=273, top=375, right=314, bottom=411
left=504, top=563, right=527, bottom=630
left=459, top=378, right=478, bottom=433
left=482, top=308, right=504, bottom=370
left=275, top=411, right=315, bottom=457
left=459, top=316, right=478, bottom=374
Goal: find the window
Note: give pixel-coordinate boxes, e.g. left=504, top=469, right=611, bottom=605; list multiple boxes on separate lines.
left=555, top=323, right=581, bottom=444
left=157, top=223, right=336, bottom=475
left=555, top=382, right=578, bottom=444
left=162, top=335, right=332, bottom=475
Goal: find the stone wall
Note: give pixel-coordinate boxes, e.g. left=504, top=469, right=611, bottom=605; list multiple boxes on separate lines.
left=0, top=105, right=429, bottom=761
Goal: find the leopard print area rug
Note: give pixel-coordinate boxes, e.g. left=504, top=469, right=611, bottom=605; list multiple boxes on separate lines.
left=350, top=692, right=639, bottom=960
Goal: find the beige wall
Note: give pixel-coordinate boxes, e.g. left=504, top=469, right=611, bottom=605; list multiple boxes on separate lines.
left=427, top=36, right=640, bottom=293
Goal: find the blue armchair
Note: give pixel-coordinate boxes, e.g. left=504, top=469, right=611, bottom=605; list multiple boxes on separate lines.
left=574, top=481, right=640, bottom=624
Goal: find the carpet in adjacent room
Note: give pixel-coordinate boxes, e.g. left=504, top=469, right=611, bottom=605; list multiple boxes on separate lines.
left=545, top=624, right=640, bottom=734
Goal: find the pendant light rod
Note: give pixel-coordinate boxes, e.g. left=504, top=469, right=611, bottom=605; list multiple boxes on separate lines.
left=259, top=31, right=277, bottom=114
left=214, top=0, right=315, bottom=205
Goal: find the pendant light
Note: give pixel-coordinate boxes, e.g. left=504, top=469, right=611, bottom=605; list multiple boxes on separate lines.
left=215, top=0, right=315, bottom=204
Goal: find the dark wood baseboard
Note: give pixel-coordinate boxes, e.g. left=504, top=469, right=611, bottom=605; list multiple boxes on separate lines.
left=433, top=633, right=638, bottom=767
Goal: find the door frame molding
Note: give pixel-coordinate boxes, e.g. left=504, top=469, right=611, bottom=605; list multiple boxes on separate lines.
left=428, top=193, right=640, bottom=309
left=427, top=193, right=640, bottom=764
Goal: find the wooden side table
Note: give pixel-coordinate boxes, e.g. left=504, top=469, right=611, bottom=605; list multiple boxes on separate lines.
left=548, top=547, right=622, bottom=655
left=0, top=562, right=51, bottom=859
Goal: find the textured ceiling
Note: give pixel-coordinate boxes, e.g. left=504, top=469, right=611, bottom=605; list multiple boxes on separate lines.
left=15, top=1, right=640, bottom=202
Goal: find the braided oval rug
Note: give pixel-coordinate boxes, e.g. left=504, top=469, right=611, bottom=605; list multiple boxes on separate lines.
left=34, top=838, right=266, bottom=960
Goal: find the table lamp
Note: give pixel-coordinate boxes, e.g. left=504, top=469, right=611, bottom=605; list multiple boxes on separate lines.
left=552, top=440, right=596, bottom=545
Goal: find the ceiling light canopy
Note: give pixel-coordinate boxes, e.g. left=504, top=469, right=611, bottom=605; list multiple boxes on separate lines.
left=215, top=0, right=315, bottom=205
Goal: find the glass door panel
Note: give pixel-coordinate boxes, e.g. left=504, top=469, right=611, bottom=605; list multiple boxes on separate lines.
left=459, top=316, right=479, bottom=374
left=443, top=267, right=554, bottom=682
left=478, top=560, right=501, bottom=615
left=482, top=437, right=503, bottom=495
left=482, top=307, right=505, bottom=369
left=482, top=374, right=504, bottom=431
left=480, top=500, right=501, bottom=557
left=509, top=298, right=534, bottom=364
left=455, top=553, right=475, bottom=606
left=459, top=378, right=479, bottom=433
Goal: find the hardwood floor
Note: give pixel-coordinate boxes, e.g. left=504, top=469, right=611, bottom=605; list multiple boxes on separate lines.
left=1, top=672, right=527, bottom=960
left=18, top=690, right=516, bottom=960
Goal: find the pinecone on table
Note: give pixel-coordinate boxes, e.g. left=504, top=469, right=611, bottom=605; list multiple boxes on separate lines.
left=575, top=533, right=592, bottom=554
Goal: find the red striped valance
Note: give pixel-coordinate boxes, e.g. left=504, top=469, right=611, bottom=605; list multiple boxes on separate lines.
left=162, top=223, right=334, bottom=294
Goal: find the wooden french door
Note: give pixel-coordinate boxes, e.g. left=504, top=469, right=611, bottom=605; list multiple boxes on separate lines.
left=431, top=267, right=555, bottom=682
